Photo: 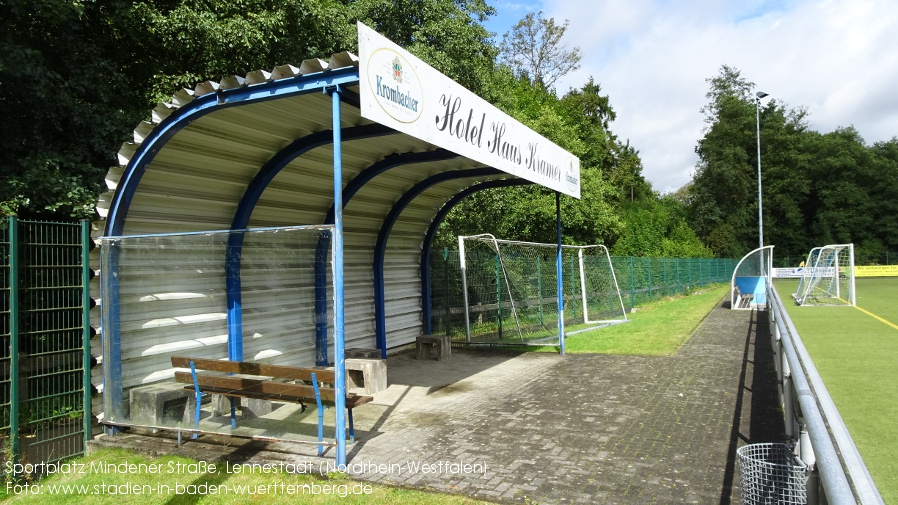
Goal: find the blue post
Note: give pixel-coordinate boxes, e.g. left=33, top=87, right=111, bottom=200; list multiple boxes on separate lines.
left=328, top=86, right=347, bottom=469
left=556, top=193, right=564, bottom=355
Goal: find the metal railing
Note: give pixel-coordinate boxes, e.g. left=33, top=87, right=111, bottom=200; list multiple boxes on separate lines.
left=766, top=285, right=884, bottom=504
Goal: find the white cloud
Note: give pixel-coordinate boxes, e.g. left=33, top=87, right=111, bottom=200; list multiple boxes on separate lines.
left=531, top=0, right=898, bottom=192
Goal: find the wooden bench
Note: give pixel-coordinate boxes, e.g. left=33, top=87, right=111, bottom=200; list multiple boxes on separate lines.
left=170, top=356, right=373, bottom=454
left=734, top=286, right=754, bottom=308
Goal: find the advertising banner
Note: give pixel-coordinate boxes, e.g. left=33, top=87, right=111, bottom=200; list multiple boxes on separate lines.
left=357, top=22, right=581, bottom=198
left=855, top=265, right=898, bottom=277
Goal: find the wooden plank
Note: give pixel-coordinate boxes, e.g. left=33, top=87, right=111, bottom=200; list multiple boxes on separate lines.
left=173, top=371, right=338, bottom=402
left=172, top=372, right=373, bottom=408
left=171, top=356, right=335, bottom=383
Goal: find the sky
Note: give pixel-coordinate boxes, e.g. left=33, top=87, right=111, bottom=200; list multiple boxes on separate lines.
left=482, top=0, right=898, bottom=193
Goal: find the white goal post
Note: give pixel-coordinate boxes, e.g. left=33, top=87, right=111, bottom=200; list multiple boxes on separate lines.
left=457, top=234, right=628, bottom=344
left=792, top=243, right=856, bottom=306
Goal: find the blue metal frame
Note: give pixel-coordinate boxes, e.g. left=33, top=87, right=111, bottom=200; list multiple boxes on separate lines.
left=419, top=179, right=533, bottom=334
left=327, top=86, right=348, bottom=469
left=101, top=69, right=361, bottom=416
left=373, top=168, right=502, bottom=355
left=556, top=192, right=565, bottom=355
left=226, top=124, right=391, bottom=362
left=314, top=149, right=462, bottom=363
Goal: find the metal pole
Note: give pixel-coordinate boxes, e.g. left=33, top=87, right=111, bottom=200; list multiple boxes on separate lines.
left=81, top=220, right=93, bottom=447
left=556, top=193, right=564, bottom=355
left=444, top=248, right=450, bottom=336
left=537, top=255, right=543, bottom=326
left=8, top=216, right=20, bottom=468
left=578, top=248, right=588, bottom=324
left=458, top=236, right=471, bottom=343
left=756, top=92, right=768, bottom=250
left=329, top=85, right=347, bottom=469
left=496, top=254, right=502, bottom=339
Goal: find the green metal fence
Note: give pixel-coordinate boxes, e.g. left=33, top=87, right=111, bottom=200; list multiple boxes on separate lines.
left=611, top=256, right=739, bottom=309
left=428, top=249, right=738, bottom=339
left=1, top=217, right=92, bottom=478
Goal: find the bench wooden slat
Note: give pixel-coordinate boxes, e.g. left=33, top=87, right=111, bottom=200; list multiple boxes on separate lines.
left=170, top=356, right=372, bottom=451
left=173, top=371, right=330, bottom=401
left=171, top=356, right=334, bottom=383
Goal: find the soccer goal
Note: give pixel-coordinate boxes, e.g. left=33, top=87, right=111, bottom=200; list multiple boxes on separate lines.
left=792, top=243, right=856, bottom=306
left=457, top=234, right=628, bottom=345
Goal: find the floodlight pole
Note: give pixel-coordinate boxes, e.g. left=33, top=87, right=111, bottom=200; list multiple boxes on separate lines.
left=755, top=91, right=769, bottom=250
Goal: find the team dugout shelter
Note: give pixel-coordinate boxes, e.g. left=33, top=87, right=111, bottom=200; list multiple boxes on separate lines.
left=96, top=23, right=581, bottom=466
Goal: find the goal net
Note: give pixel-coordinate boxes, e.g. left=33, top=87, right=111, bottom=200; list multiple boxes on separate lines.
left=792, top=243, right=856, bottom=306
left=458, top=234, right=628, bottom=345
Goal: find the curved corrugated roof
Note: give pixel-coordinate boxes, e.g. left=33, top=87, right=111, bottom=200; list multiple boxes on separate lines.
left=93, top=51, right=528, bottom=400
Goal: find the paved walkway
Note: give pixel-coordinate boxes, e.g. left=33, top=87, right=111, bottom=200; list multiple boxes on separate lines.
left=92, top=297, right=785, bottom=504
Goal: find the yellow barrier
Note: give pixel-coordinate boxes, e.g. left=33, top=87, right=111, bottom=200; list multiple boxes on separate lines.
left=855, top=265, right=898, bottom=277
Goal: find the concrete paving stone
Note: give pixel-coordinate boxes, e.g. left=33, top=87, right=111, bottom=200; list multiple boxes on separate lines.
left=91, top=297, right=784, bottom=504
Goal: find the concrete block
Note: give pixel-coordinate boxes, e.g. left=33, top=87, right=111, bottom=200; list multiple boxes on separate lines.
left=129, top=382, right=192, bottom=429
left=345, top=358, right=388, bottom=394
left=416, top=335, right=451, bottom=360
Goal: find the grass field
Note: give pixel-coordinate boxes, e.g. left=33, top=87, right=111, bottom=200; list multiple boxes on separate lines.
left=530, top=283, right=731, bottom=355
left=774, top=277, right=898, bottom=503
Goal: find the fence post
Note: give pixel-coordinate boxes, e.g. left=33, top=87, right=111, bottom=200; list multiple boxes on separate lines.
left=629, top=256, right=635, bottom=308
left=661, top=258, right=670, bottom=296
left=647, top=258, right=653, bottom=300
left=7, top=215, right=20, bottom=469
left=81, top=220, right=92, bottom=447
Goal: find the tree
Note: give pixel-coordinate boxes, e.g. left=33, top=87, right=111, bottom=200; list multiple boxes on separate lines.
left=1, top=0, right=143, bottom=217
left=498, top=11, right=581, bottom=91
left=690, top=65, right=898, bottom=262
left=612, top=196, right=712, bottom=258
left=689, top=65, right=812, bottom=258
left=0, top=0, right=498, bottom=218
left=349, top=0, right=497, bottom=98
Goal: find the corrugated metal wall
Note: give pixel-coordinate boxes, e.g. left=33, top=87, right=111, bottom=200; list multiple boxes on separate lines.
left=91, top=59, right=504, bottom=422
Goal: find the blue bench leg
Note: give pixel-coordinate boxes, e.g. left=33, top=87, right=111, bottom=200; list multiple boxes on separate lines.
left=189, top=361, right=202, bottom=439
left=348, top=408, right=355, bottom=443
left=229, top=397, right=237, bottom=429
left=311, top=373, right=324, bottom=456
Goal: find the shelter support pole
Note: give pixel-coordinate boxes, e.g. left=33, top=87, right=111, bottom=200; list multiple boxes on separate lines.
left=556, top=192, right=565, bottom=356
left=327, top=85, right=347, bottom=468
